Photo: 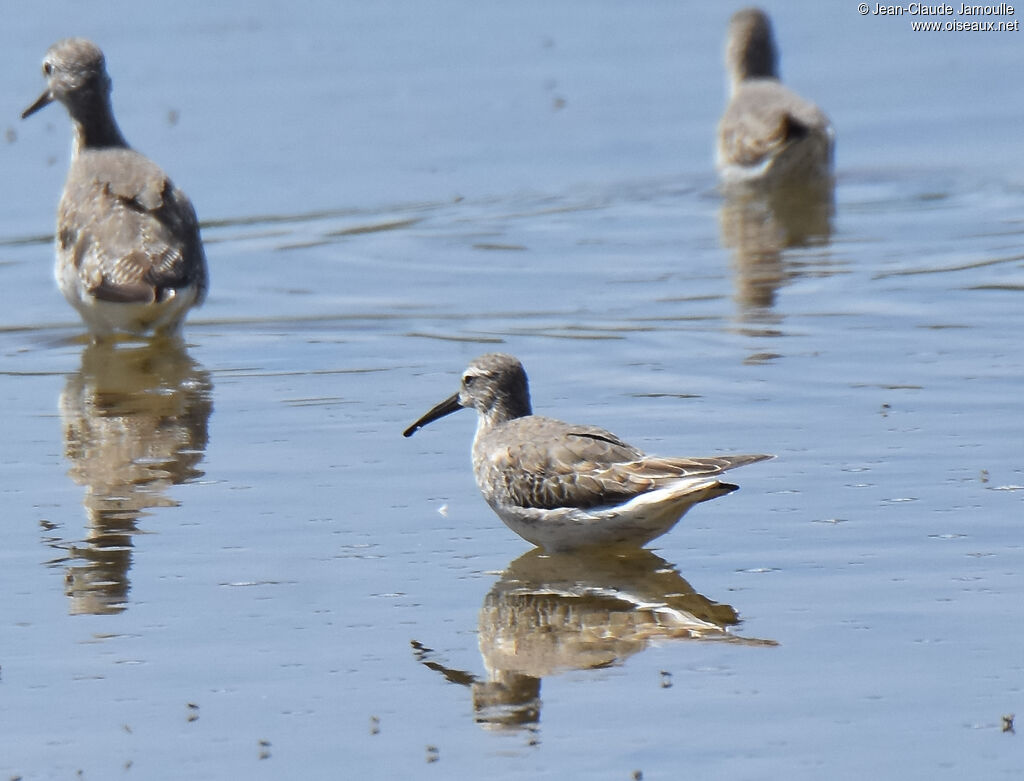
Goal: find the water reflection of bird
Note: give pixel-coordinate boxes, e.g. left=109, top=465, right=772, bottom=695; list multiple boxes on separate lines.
left=57, top=339, right=212, bottom=614
left=719, top=177, right=834, bottom=316
left=21, top=38, right=207, bottom=339
left=715, top=8, right=835, bottom=319
left=717, top=8, right=833, bottom=185
left=404, top=353, right=771, bottom=551
left=412, top=548, right=775, bottom=731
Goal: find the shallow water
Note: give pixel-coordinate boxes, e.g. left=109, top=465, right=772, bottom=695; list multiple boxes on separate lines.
left=1, top=2, right=1023, bottom=779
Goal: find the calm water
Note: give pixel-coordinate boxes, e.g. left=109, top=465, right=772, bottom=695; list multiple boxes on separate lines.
left=1, top=2, right=1023, bottom=779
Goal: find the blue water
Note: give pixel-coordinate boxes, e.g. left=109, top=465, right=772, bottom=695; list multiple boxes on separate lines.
left=1, top=2, right=1023, bottom=779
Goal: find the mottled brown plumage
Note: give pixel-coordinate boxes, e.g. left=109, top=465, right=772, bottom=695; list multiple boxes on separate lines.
left=23, top=38, right=207, bottom=338
left=405, top=353, right=771, bottom=551
left=717, top=8, right=833, bottom=183
left=477, top=416, right=767, bottom=512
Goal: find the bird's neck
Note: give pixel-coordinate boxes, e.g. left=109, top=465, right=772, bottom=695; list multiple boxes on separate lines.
left=728, top=40, right=778, bottom=93
left=488, top=396, right=531, bottom=428
left=475, top=399, right=530, bottom=440
left=70, top=96, right=129, bottom=153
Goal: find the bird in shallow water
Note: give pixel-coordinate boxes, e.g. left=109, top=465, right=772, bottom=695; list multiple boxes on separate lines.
left=22, top=38, right=207, bottom=339
left=403, top=353, right=772, bottom=552
left=717, top=7, right=834, bottom=185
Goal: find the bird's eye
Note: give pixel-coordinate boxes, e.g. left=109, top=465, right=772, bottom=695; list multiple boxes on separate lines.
left=463, top=375, right=475, bottom=387
left=43, top=62, right=53, bottom=76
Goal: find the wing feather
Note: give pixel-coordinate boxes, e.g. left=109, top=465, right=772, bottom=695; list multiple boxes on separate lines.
left=718, top=78, right=831, bottom=170
left=58, top=148, right=207, bottom=304
left=476, top=415, right=771, bottom=510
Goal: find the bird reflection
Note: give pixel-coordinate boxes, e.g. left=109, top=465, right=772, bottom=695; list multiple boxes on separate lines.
left=56, top=338, right=212, bottom=615
left=412, top=548, right=774, bottom=731
left=719, top=176, right=834, bottom=319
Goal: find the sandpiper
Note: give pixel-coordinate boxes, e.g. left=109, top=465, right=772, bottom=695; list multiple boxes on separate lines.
left=22, top=38, right=207, bottom=339
left=717, top=8, right=834, bottom=184
left=403, top=353, right=771, bottom=552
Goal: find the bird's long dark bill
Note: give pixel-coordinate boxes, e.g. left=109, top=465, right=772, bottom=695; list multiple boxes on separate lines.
left=403, top=393, right=462, bottom=437
left=22, top=91, right=53, bottom=120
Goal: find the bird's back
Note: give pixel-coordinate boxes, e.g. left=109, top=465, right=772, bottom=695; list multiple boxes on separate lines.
left=474, top=414, right=769, bottom=511
left=59, top=147, right=207, bottom=306
left=718, top=78, right=833, bottom=181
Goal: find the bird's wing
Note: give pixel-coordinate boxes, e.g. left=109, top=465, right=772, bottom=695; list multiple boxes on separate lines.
left=479, top=416, right=771, bottom=510
left=59, top=149, right=206, bottom=303
left=718, top=79, right=831, bottom=170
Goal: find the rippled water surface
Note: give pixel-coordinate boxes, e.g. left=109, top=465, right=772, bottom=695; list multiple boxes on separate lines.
left=1, top=2, right=1023, bottom=779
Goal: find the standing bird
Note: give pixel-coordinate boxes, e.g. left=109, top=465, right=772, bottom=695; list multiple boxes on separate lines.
left=717, top=8, right=834, bottom=184
left=22, top=38, right=207, bottom=339
left=404, top=353, right=771, bottom=552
